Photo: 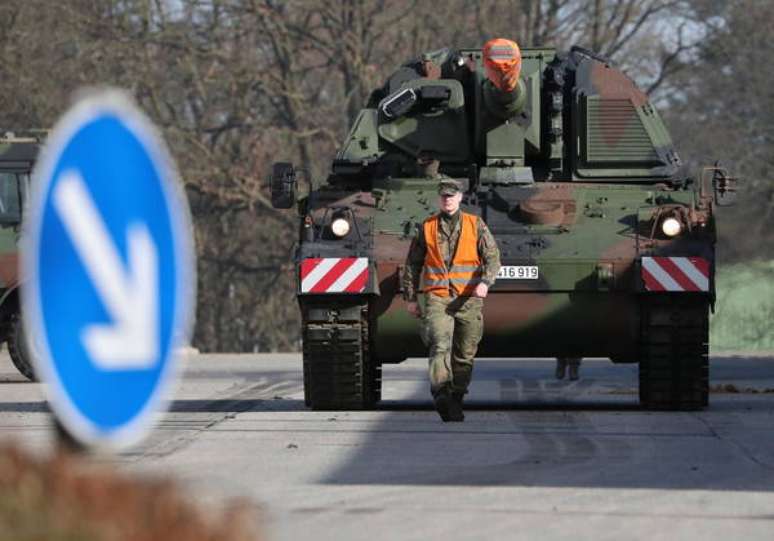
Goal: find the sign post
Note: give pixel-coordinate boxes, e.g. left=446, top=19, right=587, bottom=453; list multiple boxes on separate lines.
left=22, top=90, right=194, bottom=450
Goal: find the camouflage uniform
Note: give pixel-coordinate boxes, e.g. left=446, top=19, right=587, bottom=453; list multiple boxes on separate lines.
left=402, top=195, right=501, bottom=398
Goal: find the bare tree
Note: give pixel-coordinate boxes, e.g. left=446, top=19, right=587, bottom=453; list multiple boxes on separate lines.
left=666, top=0, right=774, bottom=263
left=0, top=0, right=709, bottom=352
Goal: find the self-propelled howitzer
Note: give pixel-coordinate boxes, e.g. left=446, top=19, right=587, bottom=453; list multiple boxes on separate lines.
left=270, top=39, right=736, bottom=411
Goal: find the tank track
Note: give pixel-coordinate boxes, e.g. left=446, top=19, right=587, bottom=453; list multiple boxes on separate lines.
left=638, top=295, right=709, bottom=411
left=7, top=312, right=36, bottom=382
left=301, top=298, right=381, bottom=410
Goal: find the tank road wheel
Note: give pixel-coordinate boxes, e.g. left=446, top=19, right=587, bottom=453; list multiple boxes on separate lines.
left=638, top=295, right=709, bottom=411
left=301, top=299, right=381, bottom=410
left=7, top=313, right=37, bottom=382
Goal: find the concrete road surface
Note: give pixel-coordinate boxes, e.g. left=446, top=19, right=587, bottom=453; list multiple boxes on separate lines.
left=2, top=352, right=774, bottom=540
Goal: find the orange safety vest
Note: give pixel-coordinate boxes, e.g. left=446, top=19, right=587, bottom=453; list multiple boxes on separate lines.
left=422, top=212, right=483, bottom=297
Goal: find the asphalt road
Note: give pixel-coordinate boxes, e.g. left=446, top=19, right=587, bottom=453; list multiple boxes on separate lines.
left=2, top=352, right=774, bottom=540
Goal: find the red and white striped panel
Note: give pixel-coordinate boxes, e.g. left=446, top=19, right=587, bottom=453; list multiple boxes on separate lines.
left=300, top=257, right=369, bottom=294
left=641, top=256, right=710, bottom=292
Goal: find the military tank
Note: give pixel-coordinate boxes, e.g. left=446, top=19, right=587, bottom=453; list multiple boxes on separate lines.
left=0, top=132, right=42, bottom=381
left=270, top=39, right=736, bottom=411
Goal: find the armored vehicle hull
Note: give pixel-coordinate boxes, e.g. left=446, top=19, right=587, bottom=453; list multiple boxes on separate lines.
left=0, top=134, right=41, bottom=380
left=273, top=43, right=734, bottom=411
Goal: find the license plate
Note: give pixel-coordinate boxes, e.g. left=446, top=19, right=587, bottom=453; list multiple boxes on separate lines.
left=497, top=266, right=539, bottom=280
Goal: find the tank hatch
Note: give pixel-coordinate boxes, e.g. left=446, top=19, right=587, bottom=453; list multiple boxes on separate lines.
left=572, top=56, right=681, bottom=180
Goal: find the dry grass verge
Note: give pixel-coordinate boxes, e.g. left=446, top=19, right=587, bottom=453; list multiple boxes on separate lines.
left=0, top=444, right=262, bottom=541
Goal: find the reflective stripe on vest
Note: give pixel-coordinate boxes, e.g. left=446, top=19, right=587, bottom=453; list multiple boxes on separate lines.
left=422, top=212, right=482, bottom=297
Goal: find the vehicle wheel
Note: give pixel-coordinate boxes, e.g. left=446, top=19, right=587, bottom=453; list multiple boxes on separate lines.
left=302, top=299, right=381, bottom=410
left=638, top=295, right=709, bottom=411
left=7, top=313, right=37, bottom=382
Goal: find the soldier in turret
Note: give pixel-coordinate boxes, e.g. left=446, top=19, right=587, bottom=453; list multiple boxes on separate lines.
left=402, top=178, right=500, bottom=422
left=415, top=151, right=440, bottom=178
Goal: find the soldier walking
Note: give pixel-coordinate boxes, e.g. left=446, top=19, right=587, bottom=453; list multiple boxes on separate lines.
left=402, top=178, right=500, bottom=422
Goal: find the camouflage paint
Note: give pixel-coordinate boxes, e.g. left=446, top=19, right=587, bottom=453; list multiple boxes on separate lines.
left=0, top=137, right=39, bottom=313
left=292, top=45, right=717, bottom=363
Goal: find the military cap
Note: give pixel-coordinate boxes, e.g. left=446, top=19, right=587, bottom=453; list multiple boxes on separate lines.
left=438, top=177, right=462, bottom=196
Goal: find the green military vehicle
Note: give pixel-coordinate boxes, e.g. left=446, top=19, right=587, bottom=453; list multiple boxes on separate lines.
left=0, top=133, right=41, bottom=381
left=270, top=40, right=735, bottom=411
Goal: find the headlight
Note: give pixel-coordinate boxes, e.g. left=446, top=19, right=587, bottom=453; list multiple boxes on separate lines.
left=661, top=216, right=682, bottom=237
left=331, top=217, right=350, bottom=237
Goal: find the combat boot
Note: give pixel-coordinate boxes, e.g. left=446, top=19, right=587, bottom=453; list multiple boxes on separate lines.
left=433, top=387, right=452, bottom=422
left=555, top=357, right=567, bottom=380
left=448, top=391, right=465, bottom=422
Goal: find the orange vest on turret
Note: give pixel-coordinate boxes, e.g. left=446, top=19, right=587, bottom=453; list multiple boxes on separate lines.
left=422, top=212, right=482, bottom=297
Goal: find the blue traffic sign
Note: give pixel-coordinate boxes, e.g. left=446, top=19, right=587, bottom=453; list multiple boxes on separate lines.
left=23, top=91, right=194, bottom=449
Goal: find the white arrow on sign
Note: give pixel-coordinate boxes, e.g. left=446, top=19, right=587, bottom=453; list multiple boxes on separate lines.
left=52, top=170, right=159, bottom=370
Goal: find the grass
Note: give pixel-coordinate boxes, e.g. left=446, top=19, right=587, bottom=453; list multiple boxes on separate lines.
left=711, top=260, right=774, bottom=351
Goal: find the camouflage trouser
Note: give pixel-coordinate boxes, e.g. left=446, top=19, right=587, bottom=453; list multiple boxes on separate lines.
left=421, top=294, right=484, bottom=395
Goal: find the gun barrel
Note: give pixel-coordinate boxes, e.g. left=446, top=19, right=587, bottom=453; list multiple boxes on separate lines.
left=483, top=38, right=521, bottom=92
left=482, top=38, right=526, bottom=118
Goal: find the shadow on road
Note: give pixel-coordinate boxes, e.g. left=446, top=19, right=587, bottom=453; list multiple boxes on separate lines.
left=0, top=401, right=49, bottom=413
left=379, top=400, right=643, bottom=411
left=316, top=358, right=774, bottom=491
left=166, top=398, right=306, bottom=413
left=4, top=356, right=774, bottom=493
